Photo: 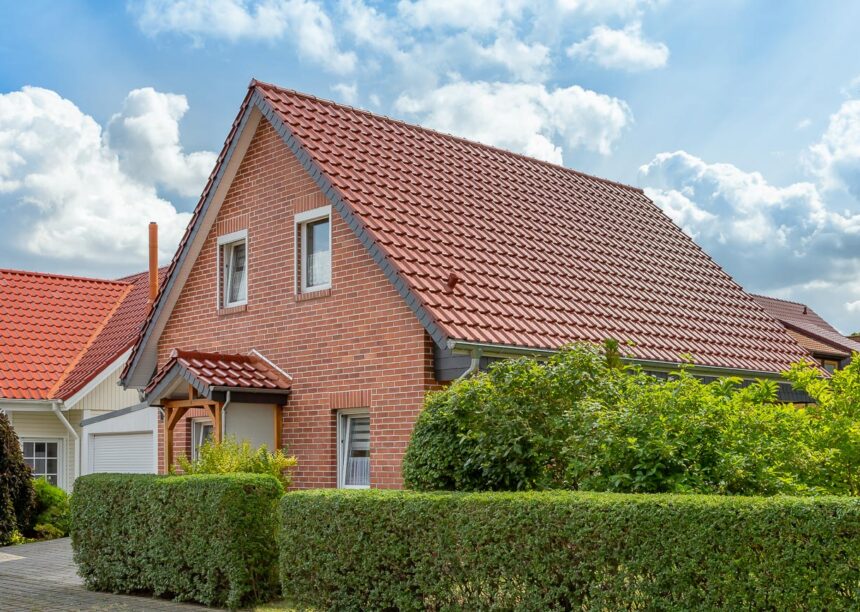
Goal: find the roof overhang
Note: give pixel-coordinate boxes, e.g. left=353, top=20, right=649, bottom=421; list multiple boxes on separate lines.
left=0, top=399, right=56, bottom=412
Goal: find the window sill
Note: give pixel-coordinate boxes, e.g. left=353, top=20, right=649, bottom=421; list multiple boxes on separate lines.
left=296, top=288, right=331, bottom=302
left=218, top=304, right=248, bottom=316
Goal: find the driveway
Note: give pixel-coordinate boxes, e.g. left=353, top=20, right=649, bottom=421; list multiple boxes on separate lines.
left=0, top=538, right=205, bottom=611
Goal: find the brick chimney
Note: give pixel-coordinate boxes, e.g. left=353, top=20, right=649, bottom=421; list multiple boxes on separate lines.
left=148, top=222, right=158, bottom=305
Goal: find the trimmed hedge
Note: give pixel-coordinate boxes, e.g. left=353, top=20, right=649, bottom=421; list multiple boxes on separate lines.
left=280, top=489, right=860, bottom=610
left=71, top=473, right=282, bottom=609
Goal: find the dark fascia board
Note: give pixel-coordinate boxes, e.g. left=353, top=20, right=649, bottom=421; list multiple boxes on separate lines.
left=79, top=402, right=150, bottom=427
left=122, top=93, right=261, bottom=389
left=251, top=91, right=450, bottom=350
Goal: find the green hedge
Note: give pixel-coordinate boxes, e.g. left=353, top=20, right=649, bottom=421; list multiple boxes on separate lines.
left=71, top=473, right=282, bottom=609
left=280, top=490, right=860, bottom=610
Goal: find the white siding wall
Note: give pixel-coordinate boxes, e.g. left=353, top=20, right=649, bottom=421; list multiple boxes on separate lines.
left=6, top=410, right=81, bottom=492
left=73, top=368, right=140, bottom=417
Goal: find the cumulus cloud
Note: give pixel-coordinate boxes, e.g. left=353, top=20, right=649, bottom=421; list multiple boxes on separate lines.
left=397, top=0, right=526, bottom=32
left=331, top=82, right=359, bottom=104
left=395, top=81, right=632, bottom=164
left=473, top=30, right=551, bottom=82
left=555, top=0, right=663, bottom=18
left=0, top=86, right=196, bottom=268
left=105, top=88, right=216, bottom=197
left=567, top=23, right=668, bottom=71
left=808, top=99, right=860, bottom=200
left=132, top=0, right=356, bottom=73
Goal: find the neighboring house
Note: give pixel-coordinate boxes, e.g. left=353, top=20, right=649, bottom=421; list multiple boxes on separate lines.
left=753, top=294, right=860, bottom=372
left=120, top=80, right=812, bottom=489
left=0, top=264, right=164, bottom=491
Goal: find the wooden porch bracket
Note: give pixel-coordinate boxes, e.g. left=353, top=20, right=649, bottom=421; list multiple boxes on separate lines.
left=273, top=405, right=284, bottom=450
left=162, top=398, right=223, bottom=471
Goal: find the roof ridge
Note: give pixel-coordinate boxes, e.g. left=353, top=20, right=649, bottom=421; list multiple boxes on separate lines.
left=250, top=78, right=645, bottom=196
left=47, top=283, right=133, bottom=399
left=0, top=267, right=131, bottom=286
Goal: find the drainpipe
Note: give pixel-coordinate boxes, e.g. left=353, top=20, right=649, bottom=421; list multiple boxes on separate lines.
left=52, top=401, right=80, bottom=489
left=221, top=391, right=231, bottom=441
left=457, top=348, right=482, bottom=380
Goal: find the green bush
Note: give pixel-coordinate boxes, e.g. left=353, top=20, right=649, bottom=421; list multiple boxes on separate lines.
left=0, top=410, right=35, bottom=544
left=27, top=478, right=70, bottom=538
left=71, top=473, right=282, bottom=609
left=176, top=436, right=297, bottom=490
left=404, top=343, right=860, bottom=495
left=280, top=489, right=860, bottom=611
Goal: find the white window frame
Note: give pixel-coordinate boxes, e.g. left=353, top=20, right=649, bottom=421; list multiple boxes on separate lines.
left=295, top=205, right=332, bottom=293
left=216, top=229, right=248, bottom=308
left=337, top=409, right=370, bottom=489
left=21, top=437, right=64, bottom=490
left=190, top=418, right=214, bottom=460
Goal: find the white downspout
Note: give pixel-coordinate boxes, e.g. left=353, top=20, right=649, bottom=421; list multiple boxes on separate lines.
left=52, top=401, right=80, bottom=489
left=221, top=391, right=231, bottom=441
left=456, top=348, right=482, bottom=381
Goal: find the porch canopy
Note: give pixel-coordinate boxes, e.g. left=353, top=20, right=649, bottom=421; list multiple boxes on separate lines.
left=145, top=348, right=292, bottom=469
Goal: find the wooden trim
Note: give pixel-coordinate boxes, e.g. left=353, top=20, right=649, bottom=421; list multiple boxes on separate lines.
left=163, top=398, right=219, bottom=410
left=273, top=405, right=283, bottom=449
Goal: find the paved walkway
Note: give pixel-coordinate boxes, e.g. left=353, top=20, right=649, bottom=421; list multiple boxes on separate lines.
left=0, top=538, right=205, bottom=611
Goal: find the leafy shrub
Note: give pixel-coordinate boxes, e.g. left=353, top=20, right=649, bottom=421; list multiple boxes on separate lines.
left=280, top=489, right=860, bottom=611
left=176, top=436, right=297, bottom=490
left=27, top=478, right=70, bottom=538
left=403, top=343, right=860, bottom=495
left=0, top=410, right=35, bottom=545
left=71, top=473, right=282, bottom=609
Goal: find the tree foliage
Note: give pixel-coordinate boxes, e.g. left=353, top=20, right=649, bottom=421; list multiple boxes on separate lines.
left=177, top=436, right=297, bottom=491
left=403, top=343, right=860, bottom=495
left=0, top=410, right=35, bottom=544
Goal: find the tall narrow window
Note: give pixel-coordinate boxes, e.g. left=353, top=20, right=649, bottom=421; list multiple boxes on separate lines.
left=191, top=419, right=214, bottom=460
left=296, top=206, right=332, bottom=294
left=218, top=230, right=248, bottom=308
left=338, top=412, right=370, bottom=488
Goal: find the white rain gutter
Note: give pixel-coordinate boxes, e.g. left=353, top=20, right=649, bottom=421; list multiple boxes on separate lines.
left=221, top=390, right=231, bottom=441
left=52, top=401, right=80, bottom=487
left=456, top=347, right=482, bottom=380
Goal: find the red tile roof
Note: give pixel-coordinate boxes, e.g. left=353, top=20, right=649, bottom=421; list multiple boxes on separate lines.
left=124, top=81, right=813, bottom=379
left=753, top=295, right=860, bottom=358
left=0, top=268, right=162, bottom=401
left=145, top=349, right=292, bottom=396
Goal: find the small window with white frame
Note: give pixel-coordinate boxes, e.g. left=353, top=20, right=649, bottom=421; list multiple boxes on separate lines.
left=337, top=411, right=370, bottom=488
left=295, top=206, right=331, bottom=293
left=218, top=230, right=248, bottom=308
left=191, top=419, right=214, bottom=460
left=22, top=439, right=61, bottom=487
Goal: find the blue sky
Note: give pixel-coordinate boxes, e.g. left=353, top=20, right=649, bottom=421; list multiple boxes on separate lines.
left=2, top=1, right=860, bottom=332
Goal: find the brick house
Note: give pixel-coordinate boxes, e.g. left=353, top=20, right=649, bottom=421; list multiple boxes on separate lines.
left=120, top=80, right=811, bottom=489
left=753, top=294, right=860, bottom=373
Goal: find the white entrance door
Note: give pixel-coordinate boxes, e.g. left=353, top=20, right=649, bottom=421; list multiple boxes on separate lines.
left=91, top=432, right=154, bottom=473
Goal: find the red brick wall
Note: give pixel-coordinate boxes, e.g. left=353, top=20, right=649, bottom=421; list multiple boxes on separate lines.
left=156, top=119, right=440, bottom=488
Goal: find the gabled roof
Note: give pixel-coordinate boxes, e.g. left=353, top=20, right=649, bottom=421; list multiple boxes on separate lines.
left=0, top=268, right=161, bottom=401
left=145, top=349, right=292, bottom=402
left=752, top=294, right=860, bottom=358
left=123, top=80, right=812, bottom=381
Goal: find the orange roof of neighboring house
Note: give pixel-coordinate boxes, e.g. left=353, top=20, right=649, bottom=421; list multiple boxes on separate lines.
left=145, top=349, right=292, bottom=398
left=0, top=268, right=162, bottom=401
left=124, top=81, right=813, bottom=381
left=753, top=294, right=860, bottom=359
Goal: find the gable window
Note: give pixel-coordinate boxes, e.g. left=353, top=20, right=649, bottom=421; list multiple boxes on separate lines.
left=218, top=230, right=248, bottom=308
left=295, top=206, right=331, bottom=293
left=22, top=440, right=61, bottom=487
left=821, top=359, right=840, bottom=374
left=337, top=411, right=370, bottom=488
left=191, top=419, right=214, bottom=460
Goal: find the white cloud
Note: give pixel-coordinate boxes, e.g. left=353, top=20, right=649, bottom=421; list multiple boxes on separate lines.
left=796, top=118, right=812, bottom=130
left=567, top=23, right=668, bottom=71
left=0, top=86, right=195, bottom=267
left=397, top=0, right=526, bottom=32
left=331, top=82, right=358, bottom=104
left=132, top=0, right=356, bottom=73
left=555, top=0, right=662, bottom=18
left=473, top=29, right=551, bottom=82
left=340, top=0, right=404, bottom=56
left=105, top=88, right=216, bottom=197
left=395, top=81, right=632, bottom=163
left=808, top=99, right=860, bottom=199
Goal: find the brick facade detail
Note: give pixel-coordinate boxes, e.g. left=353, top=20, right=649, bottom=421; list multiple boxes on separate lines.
left=155, top=119, right=440, bottom=488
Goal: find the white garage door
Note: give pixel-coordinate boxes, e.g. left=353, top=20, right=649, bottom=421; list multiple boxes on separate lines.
left=91, top=432, right=154, bottom=473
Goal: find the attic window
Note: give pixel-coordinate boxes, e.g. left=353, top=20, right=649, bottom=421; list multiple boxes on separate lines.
left=295, top=206, right=332, bottom=293
left=218, top=230, right=248, bottom=308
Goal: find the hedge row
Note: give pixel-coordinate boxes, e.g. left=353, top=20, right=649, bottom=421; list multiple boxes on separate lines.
left=71, top=473, right=281, bottom=609
left=279, top=490, right=860, bottom=611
